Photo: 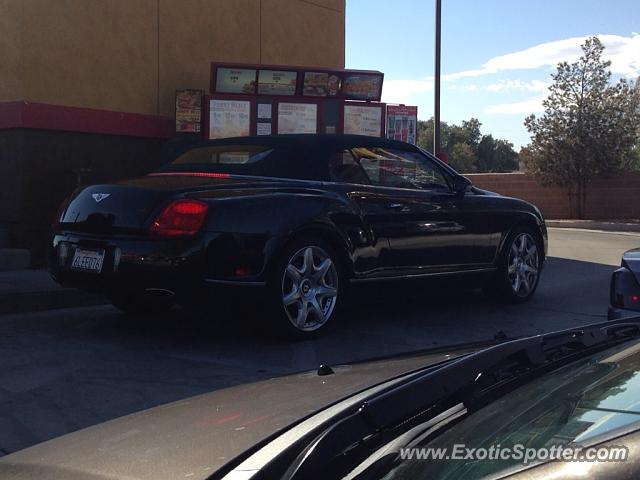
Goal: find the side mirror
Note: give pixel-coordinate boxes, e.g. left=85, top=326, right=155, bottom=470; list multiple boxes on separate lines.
left=453, top=175, right=472, bottom=194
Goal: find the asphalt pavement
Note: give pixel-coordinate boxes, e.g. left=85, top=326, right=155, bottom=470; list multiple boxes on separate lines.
left=0, top=227, right=638, bottom=456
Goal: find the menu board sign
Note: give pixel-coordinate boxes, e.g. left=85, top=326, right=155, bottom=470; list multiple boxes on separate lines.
left=386, top=105, right=418, bottom=144
left=257, top=102, right=272, bottom=120
left=215, top=67, right=257, bottom=94
left=303, top=72, right=341, bottom=97
left=277, top=102, right=317, bottom=134
left=344, top=105, right=383, bottom=137
left=258, top=70, right=297, bottom=96
left=175, top=89, right=203, bottom=133
left=343, top=73, right=383, bottom=101
left=257, top=123, right=272, bottom=135
left=256, top=101, right=273, bottom=136
left=209, top=99, right=251, bottom=139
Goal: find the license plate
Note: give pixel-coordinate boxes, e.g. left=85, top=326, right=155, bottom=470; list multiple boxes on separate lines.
left=71, top=248, right=105, bottom=274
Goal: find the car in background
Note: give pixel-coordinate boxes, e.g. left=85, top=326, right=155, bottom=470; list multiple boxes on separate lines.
left=609, top=248, right=640, bottom=319
left=49, top=134, right=547, bottom=337
left=1, top=318, right=640, bottom=479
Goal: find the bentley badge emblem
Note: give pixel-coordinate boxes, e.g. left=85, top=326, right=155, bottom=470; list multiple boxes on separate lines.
left=92, top=193, right=110, bottom=203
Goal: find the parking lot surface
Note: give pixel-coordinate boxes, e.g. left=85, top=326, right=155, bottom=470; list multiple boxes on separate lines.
left=0, top=228, right=638, bottom=455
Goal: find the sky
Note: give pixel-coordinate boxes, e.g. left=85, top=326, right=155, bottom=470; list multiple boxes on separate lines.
left=346, top=0, right=640, bottom=149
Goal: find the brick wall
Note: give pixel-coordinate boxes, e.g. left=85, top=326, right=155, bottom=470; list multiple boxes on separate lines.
left=466, top=172, right=640, bottom=220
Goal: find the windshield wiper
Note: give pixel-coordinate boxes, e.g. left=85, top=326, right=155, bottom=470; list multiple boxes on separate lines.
left=283, top=319, right=640, bottom=480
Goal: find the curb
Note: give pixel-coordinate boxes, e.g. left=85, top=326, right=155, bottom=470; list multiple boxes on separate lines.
left=547, top=220, right=640, bottom=233
left=0, top=290, right=107, bottom=315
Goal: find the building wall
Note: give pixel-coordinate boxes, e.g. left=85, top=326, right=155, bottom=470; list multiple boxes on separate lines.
left=467, top=172, right=640, bottom=220
left=0, top=0, right=345, bottom=264
left=0, top=0, right=22, bottom=102
left=158, top=0, right=261, bottom=116
left=2, top=0, right=346, bottom=116
left=22, top=0, right=159, bottom=115
left=260, top=0, right=345, bottom=68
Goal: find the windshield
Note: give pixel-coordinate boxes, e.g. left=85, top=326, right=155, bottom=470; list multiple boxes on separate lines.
left=350, top=340, right=640, bottom=480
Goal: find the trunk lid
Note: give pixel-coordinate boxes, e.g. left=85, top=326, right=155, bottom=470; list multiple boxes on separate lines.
left=58, top=174, right=298, bottom=235
left=60, top=183, right=169, bottom=235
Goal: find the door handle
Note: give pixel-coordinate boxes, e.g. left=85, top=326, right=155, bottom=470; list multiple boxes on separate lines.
left=386, top=203, right=405, bottom=210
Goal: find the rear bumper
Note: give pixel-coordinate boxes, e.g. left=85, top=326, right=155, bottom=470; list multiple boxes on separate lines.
left=49, top=232, right=209, bottom=300
left=49, top=230, right=270, bottom=301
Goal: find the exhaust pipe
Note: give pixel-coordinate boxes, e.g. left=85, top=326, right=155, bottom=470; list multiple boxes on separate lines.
left=144, top=288, right=175, bottom=298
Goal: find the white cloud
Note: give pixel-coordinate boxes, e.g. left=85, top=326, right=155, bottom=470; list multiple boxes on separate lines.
left=486, top=79, right=550, bottom=93
left=381, top=79, right=432, bottom=104
left=443, top=33, right=640, bottom=80
left=485, top=95, right=546, bottom=115
left=380, top=33, right=639, bottom=115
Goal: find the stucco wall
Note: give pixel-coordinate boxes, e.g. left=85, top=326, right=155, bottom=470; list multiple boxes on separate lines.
left=1, top=0, right=346, bottom=116
left=22, top=0, right=159, bottom=115
left=158, top=0, right=261, bottom=116
left=0, top=0, right=22, bottom=101
left=261, top=0, right=345, bottom=67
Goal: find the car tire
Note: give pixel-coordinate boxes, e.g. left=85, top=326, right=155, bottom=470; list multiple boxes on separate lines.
left=107, top=289, right=175, bottom=316
left=267, top=237, right=344, bottom=338
left=484, top=226, right=543, bottom=304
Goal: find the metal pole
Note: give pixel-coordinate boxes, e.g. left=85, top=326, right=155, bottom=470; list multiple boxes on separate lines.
left=433, top=0, right=441, bottom=156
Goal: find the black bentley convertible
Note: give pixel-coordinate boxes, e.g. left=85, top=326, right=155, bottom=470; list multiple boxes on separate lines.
left=50, top=134, right=547, bottom=336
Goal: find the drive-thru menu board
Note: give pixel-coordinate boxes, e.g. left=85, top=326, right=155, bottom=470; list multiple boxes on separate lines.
left=206, top=63, right=386, bottom=139
left=278, top=103, right=318, bottom=134
left=209, top=99, right=251, bottom=139
left=343, top=105, right=383, bottom=137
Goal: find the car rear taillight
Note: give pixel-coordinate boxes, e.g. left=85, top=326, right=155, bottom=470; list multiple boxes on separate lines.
left=149, top=199, right=209, bottom=237
left=611, top=268, right=640, bottom=310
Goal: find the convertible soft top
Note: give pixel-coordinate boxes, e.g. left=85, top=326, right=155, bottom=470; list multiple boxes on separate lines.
left=159, top=134, right=426, bottom=181
left=164, top=134, right=421, bottom=161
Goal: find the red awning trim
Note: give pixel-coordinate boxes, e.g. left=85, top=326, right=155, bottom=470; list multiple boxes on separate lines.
left=0, top=101, right=174, bottom=139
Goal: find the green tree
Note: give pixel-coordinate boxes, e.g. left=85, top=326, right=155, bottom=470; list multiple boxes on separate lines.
left=523, top=37, right=640, bottom=218
left=459, top=118, right=482, bottom=150
left=621, top=78, right=640, bottom=170
left=417, top=117, right=519, bottom=173
left=492, top=139, right=520, bottom=172
left=450, top=143, right=477, bottom=173
left=416, top=118, right=435, bottom=153
left=471, top=128, right=518, bottom=172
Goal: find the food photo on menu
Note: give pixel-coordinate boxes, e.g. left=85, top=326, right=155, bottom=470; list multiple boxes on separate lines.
left=343, top=74, right=382, bottom=100
left=303, top=72, right=330, bottom=96
left=258, top=70, right=297, bottom=96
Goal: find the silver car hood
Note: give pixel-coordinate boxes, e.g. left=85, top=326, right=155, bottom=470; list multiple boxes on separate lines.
left=0, top=348, right=477, bottom=480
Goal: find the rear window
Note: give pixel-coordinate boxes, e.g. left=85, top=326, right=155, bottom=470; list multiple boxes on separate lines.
left=161, top=142, right=328, bottom=181
left=172, top=145, right=274, bottom=165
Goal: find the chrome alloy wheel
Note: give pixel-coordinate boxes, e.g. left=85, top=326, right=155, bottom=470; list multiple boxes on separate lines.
left=508, top=233, right=539, bottom=297
left=281, top=246, right=339, bottom=332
